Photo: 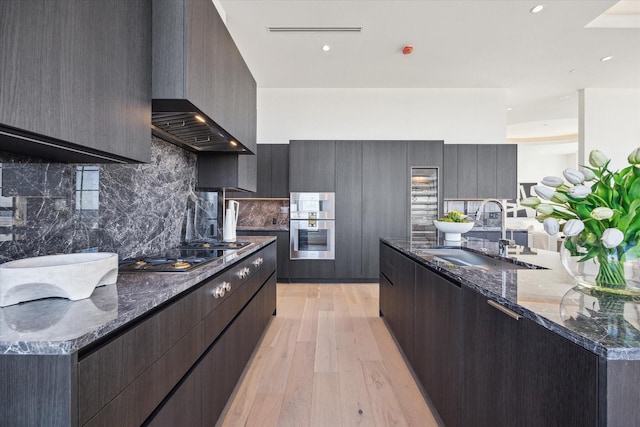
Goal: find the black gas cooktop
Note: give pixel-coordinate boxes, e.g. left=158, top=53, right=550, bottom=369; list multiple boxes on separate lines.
left=119, top=241, right=252, bottom=273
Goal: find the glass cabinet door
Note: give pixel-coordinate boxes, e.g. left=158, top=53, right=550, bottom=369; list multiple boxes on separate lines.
left=410, top=167, right=439, bottom=243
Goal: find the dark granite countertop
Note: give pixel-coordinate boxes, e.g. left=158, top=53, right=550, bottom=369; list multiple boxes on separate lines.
left=382, top=237, right=640, bottom=361
left=0, top=236, right=276, bottom=356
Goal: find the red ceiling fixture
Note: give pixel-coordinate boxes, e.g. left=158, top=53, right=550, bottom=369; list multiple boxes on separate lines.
left=402, top=45, right=414, bottom=55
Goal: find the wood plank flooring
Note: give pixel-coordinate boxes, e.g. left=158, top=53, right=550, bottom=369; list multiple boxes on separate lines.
left=217, top=283, right=441, bottom=427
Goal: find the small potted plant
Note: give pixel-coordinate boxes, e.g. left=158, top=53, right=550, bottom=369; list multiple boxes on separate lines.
left=434, top=211, right=475, bottom=241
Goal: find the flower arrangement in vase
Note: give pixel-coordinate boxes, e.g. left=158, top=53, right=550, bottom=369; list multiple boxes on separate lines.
left=523, top=148, right=640, bottom=296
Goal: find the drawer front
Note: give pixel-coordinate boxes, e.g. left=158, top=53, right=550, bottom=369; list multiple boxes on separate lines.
left=78, top=289, right=202, bottom=425
left=83, top=325, right=202, bottom=427
left=200, top=243, right=276, bottom=318
left=202, top=243, right=276, bottom=347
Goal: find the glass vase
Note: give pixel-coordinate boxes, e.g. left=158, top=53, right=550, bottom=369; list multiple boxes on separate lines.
left=560, top=243, right=640, bottom=296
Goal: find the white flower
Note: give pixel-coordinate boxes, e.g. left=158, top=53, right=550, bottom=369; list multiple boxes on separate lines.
left=520, top=197, right=540, bottom=208
left=568, top=185, right=591, bottom=199
left=534, top=185, right=555, bottom=201
left=563, top=219, right=585, bottom=237
left=563, top=168, right=585, bottom=185
left=589, top=150, right=608, bottom=168
left=536, top=204, right=555, bottom=215
left=543, top=217, right=559, bottom=235
left=579, top=167, right=596, bottom=181
left=591, top=207, right=614, bottom=220
left=551, top=192, right=569, bottom=203
left=628, top=147, right=640, bottom=165
left=601, top=228, right=624, bottom=248
left=541, top=176, right=564, bottom=187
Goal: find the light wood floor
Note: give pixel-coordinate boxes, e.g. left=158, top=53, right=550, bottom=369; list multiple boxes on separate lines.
left=217, top=283, right=441, bottom=427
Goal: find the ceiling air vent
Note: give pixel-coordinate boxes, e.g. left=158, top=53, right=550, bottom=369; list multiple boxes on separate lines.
left=267, top=26, right=362, bottom=33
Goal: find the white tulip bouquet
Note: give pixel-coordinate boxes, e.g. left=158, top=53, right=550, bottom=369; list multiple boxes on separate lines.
left=522, top=148, right=640, bottom=290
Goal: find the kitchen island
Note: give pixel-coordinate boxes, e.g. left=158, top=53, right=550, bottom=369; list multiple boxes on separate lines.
left=381, top=237, right=640, bottom=427
left=0, top=236, right=276, bottom=426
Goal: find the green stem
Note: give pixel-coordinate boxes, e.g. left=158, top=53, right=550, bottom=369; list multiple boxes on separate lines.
left=595, top=254, right=627, bottom=289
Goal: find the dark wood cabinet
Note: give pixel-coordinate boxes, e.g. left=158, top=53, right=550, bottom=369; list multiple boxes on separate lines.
left=289, top=140, right=336, bottom=192
left=289, top=140, right=442, bottom=281
left=0, top=0, right=151, bottom=163
left=414, top=266, right=462, bottom=427
left=496, top=144, right=518, bottom=199
left=146, top=367, right=202, bottom=427
left=362, top=141, right=408, bottom=279
left=335, top=141, right=363, bottom=279
left=462, top=287, right=523, bottom=427
left=378, top=242, right=415, bottom=364
left=380, top=243, right=603, bottom=427
left=255, top=145, right=273, bottom=198
left=227, top=144, right=288, bottom=198
left=270, top=145, right=290, bottom=198
left=152, top=0, right=256, bottom=154
left=196, top=153, right=257, bottom=192
left=443, top=144, right=518, bottom=199
left=237, top=230, right=289, bottom=281
left=148, top=244, right=276, bottom=426
left=521, top=318, right=598, bottom=427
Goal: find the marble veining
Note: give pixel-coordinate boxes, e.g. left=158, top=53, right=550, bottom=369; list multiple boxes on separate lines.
left=0, top=137, right=210, bottom=262
left=0, top=236, right=274, bottom=355
left=383, top=237, right=640, bottom=360
left=236, top=199, right=289, bottom=228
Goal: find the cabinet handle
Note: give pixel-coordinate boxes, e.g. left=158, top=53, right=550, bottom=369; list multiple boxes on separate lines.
left=212, top=286, right=226, bottom=299
left=222, top=281, right=231, bottom=292
left=487, top=300, right=521, bottom=320
left=252, top=257, right=263, bottom=267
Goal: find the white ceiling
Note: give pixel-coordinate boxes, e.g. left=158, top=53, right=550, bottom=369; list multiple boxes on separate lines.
left=219, top=0, right=640, bottom=140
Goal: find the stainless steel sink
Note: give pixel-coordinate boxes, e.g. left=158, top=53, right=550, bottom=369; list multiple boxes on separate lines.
left=420, top=248, right=534, bottom=270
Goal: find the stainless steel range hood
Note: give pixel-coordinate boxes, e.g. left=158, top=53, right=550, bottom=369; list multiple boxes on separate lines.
left=151, top=99, right=250, bottom=153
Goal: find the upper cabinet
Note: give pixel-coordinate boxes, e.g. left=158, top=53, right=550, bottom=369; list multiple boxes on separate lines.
left=152, top=0, right=257, bottom=155
left=222, top=144, right=288, bottom=198
left=444, top=144, right=518, bottom=199
left=0, top=0, right=151, bottom=163
left=289, top=140, right=336, bottom=192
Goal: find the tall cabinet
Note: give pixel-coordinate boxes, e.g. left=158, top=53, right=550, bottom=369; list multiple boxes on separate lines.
left=289, top=140, right=443, bottom=281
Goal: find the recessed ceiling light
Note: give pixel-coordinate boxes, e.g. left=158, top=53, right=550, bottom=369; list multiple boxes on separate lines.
left=530, top=5, right=544, bottom=13
left=506, top=107, right=513, bottom=111
left=600, top=56, right=613, bottom=62
left=322, top=45, right=330, bottom=52
left=194, top=115, right=206, bottom=123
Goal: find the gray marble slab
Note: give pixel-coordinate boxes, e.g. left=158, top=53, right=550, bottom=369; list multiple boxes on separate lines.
left=383, top=237, right=640, bottom=360
left=0, top=236, right=275, bottom=355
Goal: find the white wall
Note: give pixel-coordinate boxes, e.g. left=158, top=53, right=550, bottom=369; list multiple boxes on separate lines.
left=579, top=88, right=640, bottom=170
left=517, top=142, right=578, bottom=187
left=257, top=88, right=506, bottom=144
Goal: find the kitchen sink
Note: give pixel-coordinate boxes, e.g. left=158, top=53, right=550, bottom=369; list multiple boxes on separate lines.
left=420, top=248, right=536, bottom=270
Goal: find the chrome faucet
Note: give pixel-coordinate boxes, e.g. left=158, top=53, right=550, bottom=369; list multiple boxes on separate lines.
left=476, top=198, right=513, bottom=256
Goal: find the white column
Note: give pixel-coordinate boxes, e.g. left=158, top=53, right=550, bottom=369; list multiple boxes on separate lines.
left=579, top=88, right=640, bottom=169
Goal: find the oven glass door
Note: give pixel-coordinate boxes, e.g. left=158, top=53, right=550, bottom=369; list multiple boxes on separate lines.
left=290, top=219, right=335, bottom=260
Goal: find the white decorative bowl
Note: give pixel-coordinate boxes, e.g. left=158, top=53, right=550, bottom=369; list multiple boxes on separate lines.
left=434, top=220, right=475, bottom=242
left=0, top=253, right=118, bottom=307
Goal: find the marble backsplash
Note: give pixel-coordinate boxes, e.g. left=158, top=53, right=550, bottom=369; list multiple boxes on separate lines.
left=0, top=137, right=210, bottom=263
left=235, top=199, right=289, bottom=227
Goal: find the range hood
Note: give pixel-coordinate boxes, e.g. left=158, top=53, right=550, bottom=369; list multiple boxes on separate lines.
left=151, top=99, right=250, bottom=154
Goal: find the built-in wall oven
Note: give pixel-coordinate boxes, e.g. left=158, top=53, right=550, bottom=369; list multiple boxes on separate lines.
left=289, top=192, right=335, bottom=260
